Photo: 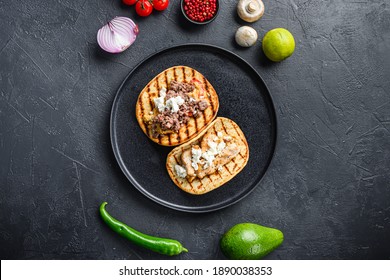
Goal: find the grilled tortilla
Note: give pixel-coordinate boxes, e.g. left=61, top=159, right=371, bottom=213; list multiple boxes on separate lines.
left=135, top=66, right=219, bottom=146
left=166, top=117, right=249, bottom=195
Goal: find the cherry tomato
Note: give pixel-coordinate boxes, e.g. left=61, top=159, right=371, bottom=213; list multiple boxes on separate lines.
left=122, top=0, right=138, bottom=5
left=136, top=0, right=153, bottom=17
left=153, top=0, right=169, bottom=11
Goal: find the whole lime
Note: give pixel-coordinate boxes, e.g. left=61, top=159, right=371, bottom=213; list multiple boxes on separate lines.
left=262, top=28, right=295, bottom=62
left=220, top=223, right=284, bottom=260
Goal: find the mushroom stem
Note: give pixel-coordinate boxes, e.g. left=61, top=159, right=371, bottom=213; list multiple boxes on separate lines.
left=246, top=2, right=257, bottom=13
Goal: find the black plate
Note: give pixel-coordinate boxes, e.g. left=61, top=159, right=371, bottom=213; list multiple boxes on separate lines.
left=110, top=44, right=277, bottom=213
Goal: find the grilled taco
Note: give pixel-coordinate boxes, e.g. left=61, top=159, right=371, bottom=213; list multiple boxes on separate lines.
left=166, top=117, right=249, bottom=195
left=135, top=66, right=219, bottom=146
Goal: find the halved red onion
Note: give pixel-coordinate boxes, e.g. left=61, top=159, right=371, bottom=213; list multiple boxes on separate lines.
left=97, top=17, right=139, bottom=53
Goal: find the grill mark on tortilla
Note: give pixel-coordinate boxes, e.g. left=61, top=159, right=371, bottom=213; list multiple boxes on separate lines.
left=137, top=97, right=146, bottom=137
left=196, top=178, right=204, bottom=190
left=175, top=129, right=181, bottom=144
left=163, top=73, right=172, bottom=147
left=164, top=70, right=171, bottom=144
left=146, top=83, right=161, bottom=143
left=212, top=125, right=218, bottom=136
left=204, top=77, right=209, bottom=92
left=203, top=175, right=213, bottom=185
left=191, top=68, right=195, bottom=80
left=197, top=181, right=205, bottom=190
left=155, top=77, right=160, bottom=91
left=146, top=87, right=154, bottom=124
left=187, top=179, right=194, bottom=191
left=147, top=87, right=153, bottom=111
left=239, top=148, right=246, bottom=159
left=230, top=157, right=239, bottom=172
left=173, top=154, right=179, bottom=165
left=201, top=77, right=213, bottom=121
left=202, top=77, right=213, bottom=114
left=138, top=96, right=145, bottom=120
left=193, top=113, right=199, bottom=136
left=210, top=90, right=218, bottom=115
left=164, top=70, right=168, bottom=88
left=181, top=66, right=186, bottom=82
left=236, top=150, right=245, bottom=161
left=138, top=93, right=149, bottom=136
left=183, top=127, right=188, bottom=142
left=199, top=110, right=206, bottom=131
left=223, top=164, right=233, bottom=175
left=221, top=120, right=228, bottom=135
left=231, top=123, right=247, bottom=158
left=232, top=123, right=241, bottom=137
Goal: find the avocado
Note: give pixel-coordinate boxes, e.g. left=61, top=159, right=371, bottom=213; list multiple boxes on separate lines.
left=220, top=223, right=284, bottom=260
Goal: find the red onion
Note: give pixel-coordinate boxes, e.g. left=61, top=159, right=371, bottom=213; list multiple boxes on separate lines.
left=97, top=17, right=139, bottom=53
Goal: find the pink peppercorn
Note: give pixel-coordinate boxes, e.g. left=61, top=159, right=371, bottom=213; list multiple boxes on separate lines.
left=183, top=0, right=218, bottom=23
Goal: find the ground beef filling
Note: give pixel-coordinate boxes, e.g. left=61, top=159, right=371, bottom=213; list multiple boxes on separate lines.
left=152, top=81, right=209, bottom=138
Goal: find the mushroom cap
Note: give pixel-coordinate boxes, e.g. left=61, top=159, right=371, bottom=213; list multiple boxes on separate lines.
left=237, top=0, right=265, bottom=23
left=235, top=26, right=258, bottom=47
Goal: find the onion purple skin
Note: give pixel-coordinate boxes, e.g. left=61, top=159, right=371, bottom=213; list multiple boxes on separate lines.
left=97, top=17, right=139, bottom=54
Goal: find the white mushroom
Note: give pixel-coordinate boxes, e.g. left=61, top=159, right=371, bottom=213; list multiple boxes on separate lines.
left=237, top=0, right=265, bottom=23
left=235, top=26, right=258, bottom=47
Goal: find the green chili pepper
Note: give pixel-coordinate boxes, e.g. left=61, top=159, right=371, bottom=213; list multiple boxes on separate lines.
left=99, top=202, right=188, bottom=256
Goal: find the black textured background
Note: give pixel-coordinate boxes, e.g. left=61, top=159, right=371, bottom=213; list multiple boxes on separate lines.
left=1, top=0, right=389, bottom=260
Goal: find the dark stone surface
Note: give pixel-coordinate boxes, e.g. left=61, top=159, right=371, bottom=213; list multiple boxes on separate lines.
left=0, top=0, right=389, bottom=260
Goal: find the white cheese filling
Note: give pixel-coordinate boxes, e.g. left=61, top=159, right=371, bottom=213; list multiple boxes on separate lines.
left=175, top=165, right=187, bottom=178
left=191, top=148, right=202, bottom=171
left=153, top=87, right=185, bottom=113
left=188, top=132, right=232, bottom=173
left=165, top=96, right=185, bottom=113
left=153, top=88, right=167, bottom=112
left=202, top=151, right=215, bottom=169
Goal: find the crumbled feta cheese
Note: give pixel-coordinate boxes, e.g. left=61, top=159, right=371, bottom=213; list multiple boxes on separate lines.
left=202, top=151, right=215, bottom=169
left=191, top=148, right=202, bottom=171
left=153, top=88, right=185, bottom=113
left=200, top=139, right=228, bottom=169
left=207, top=140, right=218, bottom=154
left=217, top=141, right=226, bottom=153
left=174, top=165, right=187, bottom=178
left=153, top=88, right=167, bottom=112
left=218, top=165, right=223, bottom=172
left=154, top=96, right=166, bottom=112
left=159, top=87, right=167, bottom=98
left=217, top=132, right=223, bottom=138
left=165, top=96, right=185, bottom=113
